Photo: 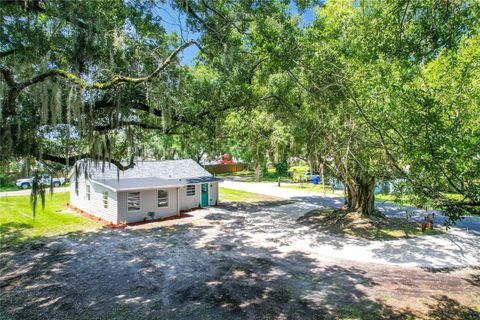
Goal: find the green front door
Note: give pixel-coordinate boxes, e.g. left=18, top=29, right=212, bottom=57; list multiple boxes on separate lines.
left=201, top=183, right=209, bottom=207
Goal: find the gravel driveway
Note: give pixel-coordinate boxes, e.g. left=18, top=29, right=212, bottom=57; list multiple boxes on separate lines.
left=218, top=181, right=480, bottom=269
left=1, top=198, right=480, bottom=319
left=221, top=180, right=480, bottom=233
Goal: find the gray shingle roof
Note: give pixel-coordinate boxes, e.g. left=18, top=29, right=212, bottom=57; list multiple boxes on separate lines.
left=95, top=178, right=185, bottom=191
left=74, top=159, right=221, bottom=191
left=88, top=159, right=212, bottom=180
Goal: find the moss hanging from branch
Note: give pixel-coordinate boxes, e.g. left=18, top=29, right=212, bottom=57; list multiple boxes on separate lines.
left=40, top=81, right=49, bottom=124
left=51, top=82, right=62, bottom=125
left=17, top=41, right=198, bottom=90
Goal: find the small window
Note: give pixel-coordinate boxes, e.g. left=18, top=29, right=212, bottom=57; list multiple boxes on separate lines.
left=103, top=191, right=108, bottom=209
left=158, top=190, right=168, bottom=207
left=86, top=185, right=91, bottom=200
left=186, top=185, right=195, bottom=196
left=127, top=192, right=141, bottom=212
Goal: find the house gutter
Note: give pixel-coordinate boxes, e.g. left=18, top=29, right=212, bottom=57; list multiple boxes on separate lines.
left=90, top=180, right=185, bottom=192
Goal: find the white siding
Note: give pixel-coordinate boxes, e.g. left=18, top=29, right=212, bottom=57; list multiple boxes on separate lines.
left=178, top=182, right=219, bottom=209
left=179, top=184, right=201, bottom=210
left=69, top=175, right=118, bottom=223
left=117, top=188, right=179, bottom=223
left=69, top=175, right=220, bottom=224
left=209, top=182, right=219, bottom=205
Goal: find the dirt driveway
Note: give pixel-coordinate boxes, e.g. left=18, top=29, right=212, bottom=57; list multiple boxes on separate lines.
left=1, top=201, right=479, bottom=319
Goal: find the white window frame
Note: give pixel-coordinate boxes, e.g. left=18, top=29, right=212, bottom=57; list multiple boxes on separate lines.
left=157, top=190, right=169, bottom=207
left=127, top=191, right=141, bottom=212
left=103, top=191, right=109, bottom=209
left=86, top=185, right=91, bottom=201
left=186, top=185, right=196, bottom=196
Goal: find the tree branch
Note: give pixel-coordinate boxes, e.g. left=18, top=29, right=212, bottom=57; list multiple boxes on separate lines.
left=0, top=65, right=17, bottom=87
left=40, top=152, right=136, bottom=171
left=2, top=0, right=44, bottom=13
left=18, top=40, right=199, bottom=90
left=0, top=48, right=17, bottom=59
left=94, top=121, right=165, bottom=132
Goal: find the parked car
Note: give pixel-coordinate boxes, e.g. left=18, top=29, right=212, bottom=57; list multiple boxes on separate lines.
left=304, top=172, right=320, bottom=181
left=16, top=176, right=66, bottom=189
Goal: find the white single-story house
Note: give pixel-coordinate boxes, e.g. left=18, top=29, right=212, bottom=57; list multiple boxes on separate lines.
left=69, top=159, right=221, bottom=224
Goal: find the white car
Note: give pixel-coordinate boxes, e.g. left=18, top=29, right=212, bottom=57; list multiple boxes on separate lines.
left=304, top=172, right=320, bottom=181
left=16, top=176, right=66, bottom=189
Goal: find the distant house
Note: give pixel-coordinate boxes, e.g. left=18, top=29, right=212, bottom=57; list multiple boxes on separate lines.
left=69, top=159, right=221, bottom=224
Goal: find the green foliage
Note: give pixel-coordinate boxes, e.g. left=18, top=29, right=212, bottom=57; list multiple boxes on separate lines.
left=274, top=161, right=289, bottom=177
left=1, top=0, right=479, bottom=223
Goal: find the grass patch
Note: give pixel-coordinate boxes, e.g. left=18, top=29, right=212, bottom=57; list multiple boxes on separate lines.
left=287, top=165, right=309, bottom=173
left=219, top=187, right=292, bottom=206
left=0, top=192, right=101, bottom=247
left=298, top=208, right=445, bottom=240
left=279, top=183, right=343, bottom=195
left=217, top=170, right=255, bottom=177
left=0, top=183, right=18, bottom=192
left=216, top=165, right=316, bottom=183
left=0, top=182, right=70, bottom=192
left=217, top=168, right=290, bottom=182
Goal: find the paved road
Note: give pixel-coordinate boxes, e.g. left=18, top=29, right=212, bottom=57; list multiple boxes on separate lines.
left=221, top=180, right=480, bottom=234
left=0, top=187, right=69, bottom=197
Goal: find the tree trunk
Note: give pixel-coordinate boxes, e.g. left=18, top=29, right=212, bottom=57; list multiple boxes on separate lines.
left=344, top=174, right=376, bottom=216
left=320, top=161, right=325, bottom=196
left=255, top=162, right=261, bottom=182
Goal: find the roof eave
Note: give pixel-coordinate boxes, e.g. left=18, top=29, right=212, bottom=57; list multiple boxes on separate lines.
left=116, top=184, right=185, bottom=192
left=90, top=179, right=186, bottom=192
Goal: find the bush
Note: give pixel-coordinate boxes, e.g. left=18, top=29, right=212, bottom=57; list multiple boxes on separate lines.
left=274, top=161, right=289, bottom=177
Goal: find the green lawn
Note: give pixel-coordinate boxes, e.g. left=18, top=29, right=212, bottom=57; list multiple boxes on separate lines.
left=0, top=192, right=101, bottom=247
left=374, top=193, right=413, bottom=206
left=219, top=187, right=291, bottom=205
left=216, top=170, right=255, bottom=177
left=0, top=183, right=18, bottom=192
left=287, top=165, right=309, bottom=173
left=280, top=183, right=344, bottom=196
left=216, top=165, right=315, bottom=183
left=0, top=182, right=70, bottom=192
left=281, top=183, right=411, bottom=202
left=217, top=169, right=283, bottom=182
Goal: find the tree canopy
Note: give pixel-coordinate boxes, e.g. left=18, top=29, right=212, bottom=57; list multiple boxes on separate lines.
left=1, top=0, right=479, bottom=223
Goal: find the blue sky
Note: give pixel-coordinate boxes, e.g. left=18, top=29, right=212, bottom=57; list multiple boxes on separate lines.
left=154, top=2, right=199, bottom=65
left=156, top=2, right=316, bottom=65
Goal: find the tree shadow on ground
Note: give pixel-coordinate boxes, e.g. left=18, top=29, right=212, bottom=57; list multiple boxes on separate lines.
left=466, top=269, right=480, bottom=287
left=426, top=295, right=480, bottom=320
left=0, top=222, right=33, bottom=248
left=297, top=208, right=443, bottom=241
left=0, top=207, right=478, bottom=319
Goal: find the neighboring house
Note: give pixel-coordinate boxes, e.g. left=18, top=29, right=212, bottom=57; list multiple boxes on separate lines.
left=69, top=159, right=221, bottom=224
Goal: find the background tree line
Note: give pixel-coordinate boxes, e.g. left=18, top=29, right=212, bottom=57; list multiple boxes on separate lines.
left=1, top=0, right=478, bottom=223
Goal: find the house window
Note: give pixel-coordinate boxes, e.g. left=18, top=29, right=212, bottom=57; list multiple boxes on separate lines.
left=186, top=185, right=195, bottom=196
left=86, top=185, right=91, bottom=200
left=127, top=192, right=141, bottom=212
left=103, top=191, right=108, bottom=209
left=158, top=190, right=168, bottom=207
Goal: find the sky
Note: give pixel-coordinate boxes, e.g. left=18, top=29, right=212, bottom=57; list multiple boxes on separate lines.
left=154, top=2, right=199, bottom=65
left=155, top=2, right=317, bottom=65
